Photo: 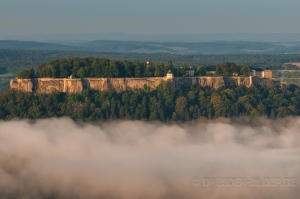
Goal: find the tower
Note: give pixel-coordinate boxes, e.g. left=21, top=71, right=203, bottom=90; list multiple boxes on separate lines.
left=264, top=67, right=272, bottom=79
left=166, top=70, right=174, bottom=80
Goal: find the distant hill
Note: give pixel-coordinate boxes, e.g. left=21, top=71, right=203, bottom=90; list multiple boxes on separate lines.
left=81, top=40, right=287, bottom=54
left=81, top=40, right=172, bottom=53
left=5, top=33, right=300, bottom=42
left=0, top=40, right=78, bottom=51
left=2, top=40, right=300, bottom=54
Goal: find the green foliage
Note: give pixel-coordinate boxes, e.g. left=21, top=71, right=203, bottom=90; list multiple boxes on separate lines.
left=175, top=97, right=189, bottom=121
left=5, top=48, right=300, bottom=92
left=216, top=62, right=250, bottom=76
left=16, top=68, right=35, bottom=79
left=181, top=63, right=188, bottom=77
left=3, top=49, right=300, bottom=76
left=240, top=65, right=251, bottom=76
left=273, top=71, right=300, bottom=78
left=1, top=83, right=299, bottom=121
left=196, top=66, right=207, bottom=76
left=17, top=57, right=253, bottom=80
left=35, top=57, right=173, bottom=78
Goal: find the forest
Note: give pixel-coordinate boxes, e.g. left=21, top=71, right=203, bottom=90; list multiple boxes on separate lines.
left=0, top=56, right=300, bottom=122
left=7, top=48, right=300, bottom=91
left=4, top=56, right=299, bottom=121
left=1, top=82, right=299, bottom=121
left=16, top=57, right=250, bottom=79
left=2, top=49, right=300, bottom=76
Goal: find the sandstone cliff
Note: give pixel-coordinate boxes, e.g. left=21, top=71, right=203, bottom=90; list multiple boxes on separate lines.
left=10, top=76, right=268, bottom=94
left=34, top=78, right=83, bottom=94
left=173, top=77, right=226, bottom=90
left=252, top=77, right=274, bottom=88
left=11, top=77, right=168, bottom=94
left=10, top=79, right=33, bottom=92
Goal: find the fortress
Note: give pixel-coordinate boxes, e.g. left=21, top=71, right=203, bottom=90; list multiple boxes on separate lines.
left=10, top=71, right=274, bottom=94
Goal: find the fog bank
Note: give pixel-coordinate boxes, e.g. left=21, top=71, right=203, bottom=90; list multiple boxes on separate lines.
left=0, top=117, right=299, bottom=199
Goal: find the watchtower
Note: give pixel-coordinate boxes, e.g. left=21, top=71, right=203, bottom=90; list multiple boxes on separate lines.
left=264, top=67, right=272, bottom=79
left=166, top=70, right=174, bottom=80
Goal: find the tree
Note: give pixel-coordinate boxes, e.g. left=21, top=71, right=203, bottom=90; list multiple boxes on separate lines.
left=149, top=96, right=158, bottom=120
left=210, top=93, right=225, bottom=118
left=181, top=63, right=188, bottom=76
left=28, top=105, right=43, bottom=119
left=171, top=112, right=177, bottom=121
left=154, top=62, right=165, bottom=77
left=77, top=67, right=85, bottom=78
left=166, top=61, right=174, bottom=71
left=157, top=81, right=175, bottom=113
left=17, top=68, right=35, bottom=79
left=109, top=60, right=120, bottom=77
left=196, top=66, right=206, bottom=76
left=216, top=62, right=236, bottom=76
left=175, top=97, right=189, bottom=121
left=240, top=65, right=250, bottom=76
left=134, top=62, right=144, bottom=77
left=187, top=91, right=196, bottom=104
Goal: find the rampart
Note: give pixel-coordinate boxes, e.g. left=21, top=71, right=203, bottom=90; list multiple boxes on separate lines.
left=10, top=76, right=272, bottom=94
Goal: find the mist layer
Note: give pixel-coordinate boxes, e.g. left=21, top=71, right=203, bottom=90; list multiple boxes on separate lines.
left=0, top=117, right=299, bottom=199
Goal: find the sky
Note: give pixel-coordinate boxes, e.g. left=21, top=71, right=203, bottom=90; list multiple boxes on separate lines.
left=1, top=0, right=300, bottom=36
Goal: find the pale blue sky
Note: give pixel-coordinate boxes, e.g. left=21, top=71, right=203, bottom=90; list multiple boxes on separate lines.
left=1, top=0, right=300, bottom=36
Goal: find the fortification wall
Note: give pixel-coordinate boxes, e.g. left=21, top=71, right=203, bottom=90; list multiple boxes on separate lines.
left=33, top=78, right=83, bottom=94
left=82, top=77, right=166, bottom=93
left=10, top=79, right=33, bottom=92
left=252, top=77, right=274, bottom=88
left=223, top=76, right=252, bottom=87
left=173, top=77, right=225, bottom=89
left=10, top=77, right=168, bottom=94
left=10, top=76, right=272, bottom=94
left=108, top=77, right=165, bottom=92
left=82, top=78, right=108, bottom=91
left=198, top=76, right=225, bottom=88
left=34, top=78, right=64, bottom=93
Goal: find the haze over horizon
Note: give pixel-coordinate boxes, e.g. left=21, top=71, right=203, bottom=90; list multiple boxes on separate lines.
left=1, top=0, right=300, bottom=41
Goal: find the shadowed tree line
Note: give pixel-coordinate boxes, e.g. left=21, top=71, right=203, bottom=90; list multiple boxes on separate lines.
left=34, top=57, right=176, bottom=78
left=1, top=82, right=299, bottom=121
left=16, top=56, right=252, bottom=79
left=3, top=49, right=300, bottom=77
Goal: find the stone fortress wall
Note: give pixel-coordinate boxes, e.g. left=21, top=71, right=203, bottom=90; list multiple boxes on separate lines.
left=10, top=75, right=274, bottom=94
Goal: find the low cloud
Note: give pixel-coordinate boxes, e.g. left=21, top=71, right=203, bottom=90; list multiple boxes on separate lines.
left=0, top=117, right=299, bottom=199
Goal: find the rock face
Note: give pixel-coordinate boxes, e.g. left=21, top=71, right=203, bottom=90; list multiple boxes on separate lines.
left=223, top=76, right=253, bottom=87
left=10, top=79, right=33, bottom=92
left=10, top=77, right=168, bottom=94
left=34, top=78, right=83, bottom=93
left=10, top=76, right=269, bottom=94
left=173, top=77, right=226, bottom=90
left=83, top=77, right=165, bottom=93
left=252, top=76, right=274, bottom=88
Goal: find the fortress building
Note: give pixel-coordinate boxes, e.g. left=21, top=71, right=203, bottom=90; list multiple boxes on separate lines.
left=187, top=67, right=195, bottom=76
left=251, top=67, right=272, bottom=79
left=166, top=70, right=174, bottom=79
